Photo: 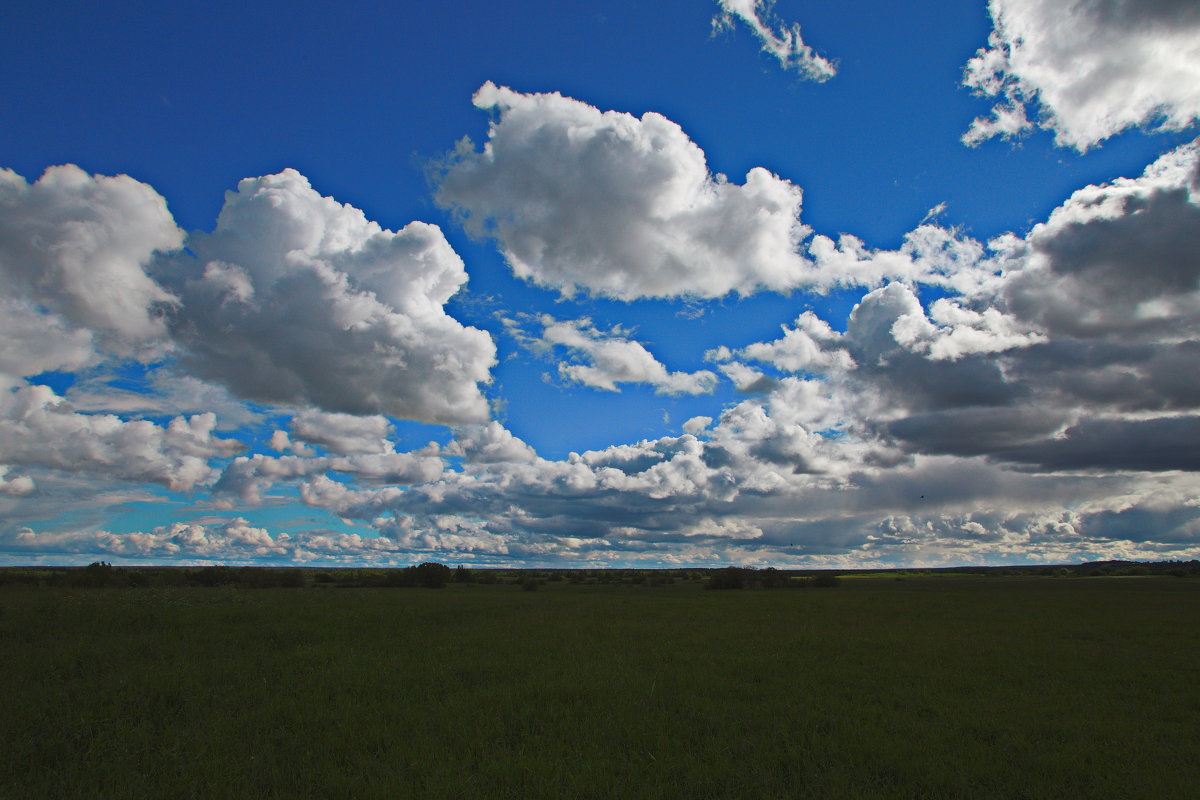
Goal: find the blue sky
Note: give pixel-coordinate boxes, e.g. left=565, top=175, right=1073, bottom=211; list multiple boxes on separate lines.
left=2, top=0, right=1199, bottom=567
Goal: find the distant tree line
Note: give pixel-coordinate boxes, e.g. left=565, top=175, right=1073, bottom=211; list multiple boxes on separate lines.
left=0, top=559, right=1195, bottom=590
left=704, top=566, right=841, bottom=589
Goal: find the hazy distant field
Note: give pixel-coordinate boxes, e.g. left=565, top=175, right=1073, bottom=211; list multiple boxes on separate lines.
left=3, top=577, right=1197, bottom=798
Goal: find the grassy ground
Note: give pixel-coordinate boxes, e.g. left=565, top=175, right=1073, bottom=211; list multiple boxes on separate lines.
left=2, top=576, right=1197, bottom=798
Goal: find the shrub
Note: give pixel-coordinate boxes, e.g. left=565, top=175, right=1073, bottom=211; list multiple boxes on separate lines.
left=811, top=572, right=841, bottom=588
left=191, top=565, right=237, bottom=587
left=453, top=565, right=474, bottom=583
left=760, top=567, right=789, bottom=589
left=72, top=561, right=116, bottom=588
left=520, top=576, right=540, bottom=591
left=706, top=567, right=750, bottom=590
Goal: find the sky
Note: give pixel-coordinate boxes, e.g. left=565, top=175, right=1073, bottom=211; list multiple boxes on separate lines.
left=2, top=0, right=1199, bottom=568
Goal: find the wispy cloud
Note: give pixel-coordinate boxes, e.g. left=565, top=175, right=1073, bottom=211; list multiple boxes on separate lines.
left=712, top=0, right=836, bottom=81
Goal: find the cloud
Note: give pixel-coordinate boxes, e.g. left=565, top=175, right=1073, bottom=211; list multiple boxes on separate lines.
left=0, top=466, right=35, bottom=497
left=1004, top=141, right=1200, bottom=340
left=65, top=371, right=266, bottom=431
left=963, top=0, right=1200, bottom=149
left=296, top=131, right=1200, bottom=561
left=712, top=0, right=836, bottom=81
left=213, top=445, right=445, bottom=504
left=0, top=383, right=240, bottom=491
left=0, top=298, right=95, bottom=378
left=447, top=421, right=539, bottom=465
left=0, top=165, right=182, bottom=361
left=290, top=410, right=392, bottom=455
left=161, top=169, right=496, bottom=425
left=434, top=83, right=812, bottom=299
left=435, top=87, right=1002, bottom=301
left=535, top=316, right=718, bottom=395
left=8, top=517, right=290, bottom=560
left=289, top=395, right=1200, bottom=566
left=735, top=141, right=1200, bottom=474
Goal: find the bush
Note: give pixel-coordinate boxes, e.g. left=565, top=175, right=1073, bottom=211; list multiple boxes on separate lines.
left=811, top=572, right=841, bottom=588
left=760, top=567, right=789, bottom=589
left=706, top=567, right=750, bottom=590
left=191, top=565, right=237, bottom=587
left=520, top=576, right=540, bottom=592
left=72, top=561, right=116, bottom=588
left=453, top=565, right=473, bottom=583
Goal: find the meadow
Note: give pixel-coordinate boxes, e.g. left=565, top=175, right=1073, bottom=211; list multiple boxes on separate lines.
left=2, top=573, right=1197, bottom=798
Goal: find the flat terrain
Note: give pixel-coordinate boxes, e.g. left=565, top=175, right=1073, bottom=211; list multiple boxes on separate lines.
left=2, top=577, right=1197, bottom=798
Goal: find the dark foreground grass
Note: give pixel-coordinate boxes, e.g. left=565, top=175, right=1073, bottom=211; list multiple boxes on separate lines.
left=2, top=577, right=1197, bottom=799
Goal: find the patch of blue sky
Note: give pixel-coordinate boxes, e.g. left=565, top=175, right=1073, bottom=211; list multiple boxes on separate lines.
left=26, top=370, right=76, bottom=395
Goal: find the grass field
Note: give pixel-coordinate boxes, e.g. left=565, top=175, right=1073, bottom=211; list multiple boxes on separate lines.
left=2, top=576, right=1197, bottom=798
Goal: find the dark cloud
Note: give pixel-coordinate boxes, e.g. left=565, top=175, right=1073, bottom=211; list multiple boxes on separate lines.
left=997, top=417, right=1200, bottom=472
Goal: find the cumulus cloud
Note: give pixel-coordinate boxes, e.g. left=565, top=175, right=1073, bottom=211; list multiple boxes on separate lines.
left=213, top=444, right=445, bottom=505
left=1005, top=141, right=1200, bottom=340
left=0, top=466, right=35, bottom=497
left=161, top=169, right=495, bottom=424
left=447, top=421, right=539, bottom=465
left=290, top=410, right=392, bottom=455
left=291, top=134, right=1200, bottom=562
left=536, top=316, right=718, bottom=395
left=712, top=0, right=836, bottom=81
left=0, top=383, right=239, bottom=491
left=290, top=381, right=1200, bottom=567
left=9, top=517, right=289, bottom=560
left=0, top=165, right=182, bottom=361
left=65, top=371, right=266, bottom=431
left=963, top=0, right=1200, bottom=149
left=434, top=83, right=812, bottom=299
left=805, top=224, right=994, bottom=295
left=0, top=298, right=94, bottom=378
left=734, top=142, right=1200, bottom=475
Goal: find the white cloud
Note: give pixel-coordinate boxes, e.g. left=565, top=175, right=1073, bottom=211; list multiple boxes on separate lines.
left=806, top=224, right=993, bottom=295
left=963, top=0, right=1200, bottom=149
left=434, top=83, right=812, bottom=299
left=65, top=371, right=266, bottom=431
left=0, top=165, right=182, bottom=360
left=291, top=410, right=393, bottom=455
left=712, top=0, right=836, bottom=81
left=0, top=383, right=240, bottom=491
left=537, top=316, right=718, bottom=395
left=447, top=421, right=539, bottom=464
left=891, top=298, right=1045, bottom=360
left=0, top=298, right=94, bottom=378
left=162, top=169, right=496, bottom=425
left=214, top=443, right=445, bottom=504
left=292, top=134, right=1200, bottom=561
left=739, top=311, right=855, bottom=372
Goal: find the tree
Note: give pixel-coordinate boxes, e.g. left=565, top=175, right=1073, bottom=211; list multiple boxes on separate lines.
left=414, top=562, right=452, bottom=588
left=706, top=567, right=750, bottom=590
left=73, top=561, right=115, bottom=588
left=760, top=567, right=789, bottom=589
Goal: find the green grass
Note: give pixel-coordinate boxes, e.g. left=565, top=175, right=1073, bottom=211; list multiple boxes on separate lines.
left=2, top=577, right=1197, bottom=798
